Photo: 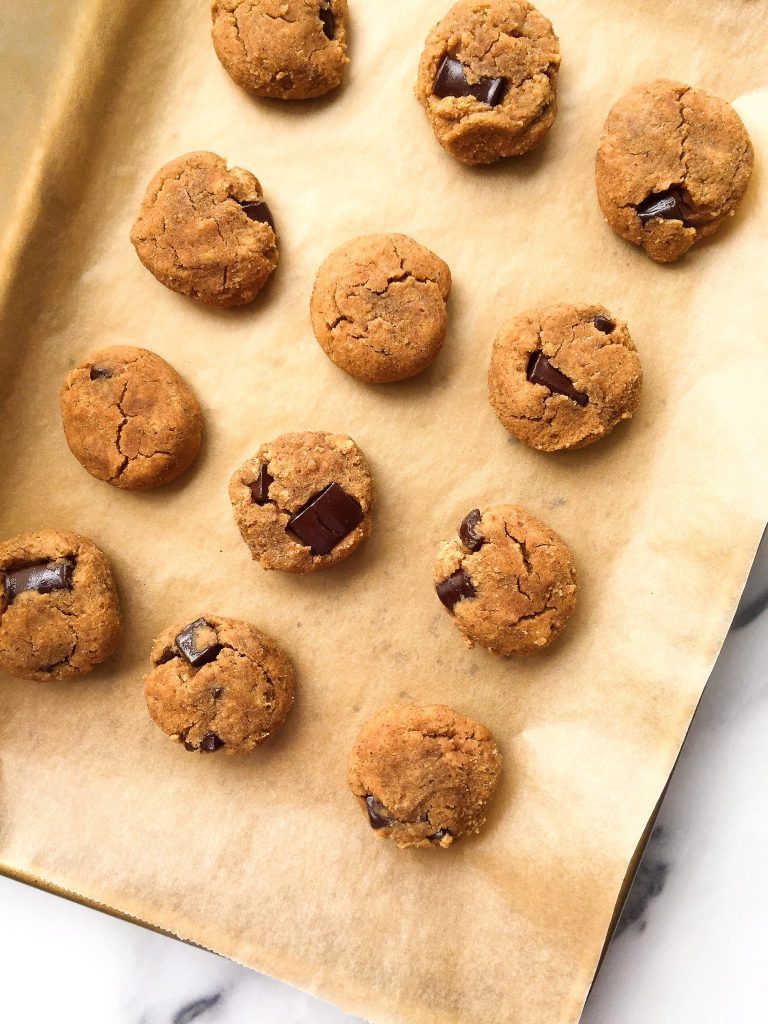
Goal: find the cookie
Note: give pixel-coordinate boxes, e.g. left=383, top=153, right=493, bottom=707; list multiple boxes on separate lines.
left=488, top=303, right=642, bottom=451
left=433, top=505, right=576, bottom=655
left=211, top=0, right=349, bottom=100
left=0, top=530, right=121, bottom=681
left=229, top=431, right=373, bottom=573
left=130, top=151, right=279, bottom=307
left=416, top=0, right=560, bottom=166
left=144, top=614, right=295, bottom=754
left=347, top=703, right=501, bottom=849
left=596, top=79, right=754, bottom=263
left=60, top=346, right=203, bottom=490
left=310, top=234, right=452, bottom=384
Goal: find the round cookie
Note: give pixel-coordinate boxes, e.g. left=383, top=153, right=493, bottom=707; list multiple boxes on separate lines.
left=0, top=530, right=121, bottom=681
left=229, top=431, right=373, bottom=573
left=596, top=79, right=754, bottom=263
left=144, top=614, right=295, bottom=754
left=61, top=346, right=203, bottom=490
left=416, top=0, right=560, bottom=166
left=488, top=303, right=642, bottom=452
left=310, top=234, right=452, bottom=384
left=211, top=0, right=349, bottom=100
left=348, top=703, right=501, bottom=849
left=130, top=151, right=279, bottom=307
left=433, top=505, right=576, bottom=656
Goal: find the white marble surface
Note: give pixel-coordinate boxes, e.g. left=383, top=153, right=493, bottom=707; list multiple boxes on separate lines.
left=3, top=531, right=767, bottom=1023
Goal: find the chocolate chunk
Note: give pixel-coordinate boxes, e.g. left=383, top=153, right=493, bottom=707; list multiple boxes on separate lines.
left=319, top=0, right=334, bottom=39
left=89, top=366, right=113, bottom=380
left=212, top=686, right=224, bottom=699
left=287, top=482, right=363, bottom=556
left=250, top=464, right=273, bottom=505
left=433, top=54, right=506, bottom=108
left=239, top=200, right=275, bottom=231
left=183, top=740, right=197, bottom=752
left=636, top=188, right=686, bottom=225
left=200, top=732, right=224, bottom=752
left=459, top=509, right=484, bottom=552
left=526, top=351, right=589, bottom=408
left=428, top=828, right=452, bottom=842
left=175, top=618, right=223, bottom=669
left=155, top=648, right=176, bottom=666
left=3, top=560, right=73, bottom=605
left=365, top=795, right=395, bottom=829
left=593, top=314, right=615, bottom=334
left=436, top=568, right=476, bottom=612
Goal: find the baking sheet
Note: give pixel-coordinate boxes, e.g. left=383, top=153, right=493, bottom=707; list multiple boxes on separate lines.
left=1, top=2, right=767, bottom=1022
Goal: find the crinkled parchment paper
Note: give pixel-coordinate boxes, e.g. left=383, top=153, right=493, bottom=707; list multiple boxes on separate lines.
left=1, top=2, right=767, bottom=1022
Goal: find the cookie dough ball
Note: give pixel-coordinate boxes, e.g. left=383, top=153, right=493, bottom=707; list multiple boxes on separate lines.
left=229, top=431, right=373, bottom=573
left=0, top=530, right=121, bottom=681
left=596, top=79, right=754, bottom=263
left=310, top=234, right=452, bottom=384
left=433, top=505, right=576, bottom=655
left=130, top=151, right=279, bottom=307
left=416, top=0, right=560, bottom=166
left=348, top=703, right=501, bottom=849
left=488, top=303, right=642, bottom=451
left=144, top=614, right=295, bottom=754
left=211, top=0, right=349, bottom=100
left=61, top=346, right=203, bottom=490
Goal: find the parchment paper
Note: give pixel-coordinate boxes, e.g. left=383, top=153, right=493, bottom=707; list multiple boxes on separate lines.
left=1, top=2, right=767, bottom=1022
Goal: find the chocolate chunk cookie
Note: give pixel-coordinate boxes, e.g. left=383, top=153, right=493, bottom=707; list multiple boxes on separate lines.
left=0, top=530, right=121, bottom=681
left=60, top=346, right=203, bottom=489
left=130, top=151, right=279, bottom=306
left=488, top=302, right=642, bottom=451
left=596, top=79, right=754, bottom=263
left=144, top=614, right=295, bottom=754
left=433, top=505, right=576, bottom=655
left=310, top=234, right=452, bottom=384
left=416, top=0, right=560, bottom=165
left=348, top=703, right=501, bottom=849
left=229, top=431, right=373, bottom=573
left=211, top=0, right=349, bottom=100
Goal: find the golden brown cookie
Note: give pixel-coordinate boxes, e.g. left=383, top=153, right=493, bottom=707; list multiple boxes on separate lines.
left=0, top=530, right=121, bottom=681
left=433, top=505, right=576, bottom=655
left=310, top=233, right=452, bottom=384
left=229, top=431, right=373, bottom=573
left=60, top=346, right=203, bottom=489
left=416, top=0, right=560, bottom=166
left=596, top=79, right=754, bottom=263
left=348, top=702, right=501, bottom=849
left=488, top=303, right=642, bottom=451
left=211, top=0, right=349, bottom=100
left=130, top=151, right=279, bottom=307
left=144, top=614, right=295, bottom=754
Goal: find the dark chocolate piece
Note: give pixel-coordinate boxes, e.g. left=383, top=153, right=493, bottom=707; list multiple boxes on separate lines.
left=3, top=561, right=73, bottom=605
left=526, top=351, right=589, bottom=407
left=212, top=686, right=224, bottom=700
left=89, top=366, right=113, bottom=380
left=428, top=828, right=452, bottom=842
left=238, top=200, right=275, bottom=231
left=319, top=0, right=334, bottom=39
left=459, top=509, right=484, bottom=552
left=436, top=568, right=476, bottom=612
left=287, top=482, right=363, bottom=556
left=433, top=54, right=506, bottom=107
left=183, top=740, right=197, bottom=751
left=593, top=314, right=615, bottom=334
left=365, top=795, right=395, bottom=829
left=250, top=464, right=273, bottom=505
left=636, top=188, right=686, bottom=225
left=200, top=732, right=224, bottom=752
left=155, top=648, right=176, bottom=666
left=175, top=618, right=223, bottom=669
